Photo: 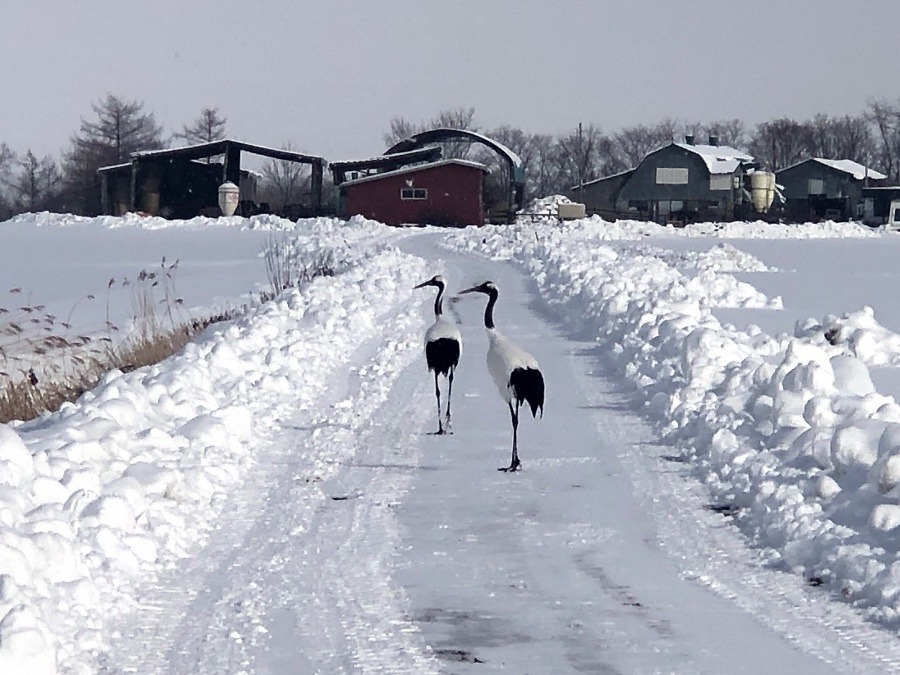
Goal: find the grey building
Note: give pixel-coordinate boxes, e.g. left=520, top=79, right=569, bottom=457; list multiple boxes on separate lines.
left=776, top=158, right=886, bottom=222
left=616, top=138, right=755, bottom=224
left=569, top=169, right=634, bottom=218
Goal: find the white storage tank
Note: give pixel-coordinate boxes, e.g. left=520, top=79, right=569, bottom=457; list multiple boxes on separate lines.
left=218, top=181, right=240, bottom=216
left=750, top=172, right=775, bottom=213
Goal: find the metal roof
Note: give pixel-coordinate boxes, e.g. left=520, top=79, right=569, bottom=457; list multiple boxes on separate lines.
left=341, top=159, right=488, bottom=187
left=778, top=157, right=886, bottom=180
left=131, top=139, right=324, bottom=164
left=330, top=147, right=442, bottom=184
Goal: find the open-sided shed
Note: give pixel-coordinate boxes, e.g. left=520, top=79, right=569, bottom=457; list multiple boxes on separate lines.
left=98, top=139, right=325, bottom=218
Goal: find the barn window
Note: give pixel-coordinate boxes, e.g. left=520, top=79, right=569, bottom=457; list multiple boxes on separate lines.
left=808, top=179, right=825, bottom=195
left=401, top=188, right=427, bottom=200
left=709, top=174, right=731, bottom=191
left=656, top=167, right=689, bottom=185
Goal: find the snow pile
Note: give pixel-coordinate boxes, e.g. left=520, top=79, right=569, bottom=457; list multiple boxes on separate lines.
left=481, top=214, right=878, bottom=242
left=0, top=220, right=427, bottom=673
left=6, top=210, right=392, bottom=235
left=520, top=194, right=573, bottom=216
left=444, top=219, right=900, bottom=630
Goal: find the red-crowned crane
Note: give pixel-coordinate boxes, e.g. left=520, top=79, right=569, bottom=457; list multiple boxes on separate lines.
left=459, top=281, right=544, bottom=471
left=415, top=275, right=462, bottom=435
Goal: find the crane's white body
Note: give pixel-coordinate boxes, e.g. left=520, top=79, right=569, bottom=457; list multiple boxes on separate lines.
left=460, top=280, right=544, bottom=471
left=425, top=316, right=461, bottom=348
left=486, top=328, right=538, bottom=403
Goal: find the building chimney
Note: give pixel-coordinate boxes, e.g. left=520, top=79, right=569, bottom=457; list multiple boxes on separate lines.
left=684, top=134, right=694, bottom=145
left=708, top=135, right=719, bottom=147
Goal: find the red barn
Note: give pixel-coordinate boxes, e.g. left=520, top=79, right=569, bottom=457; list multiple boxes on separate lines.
left=341, top=159, right=488, bottom=226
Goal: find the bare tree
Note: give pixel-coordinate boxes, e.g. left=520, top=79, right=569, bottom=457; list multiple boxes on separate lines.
left=704, top=118, right=748, bottom=149
left=258, top=142, right=310, bottom=210
left=382, top=107, right=479, bottom=158
left=555, top=124, right=612, bottom=194
left=177, top=107, right=227, bottom=145
left=748, top=118, right=814, bottom=171
left=866, top=98, right=900, bottom=182
left=831, top=115, right=875, bottom=164
left=0, top=143, right=14, bottom=219
left=60, top=94, right=165, bottom=214
left=428, top=107, right=479, bottom=159
left=807, top=113, right=874, bottom=165
left=382, top=116, right=418, bottom=148
left=613, top=122, right=674, bottom=168
left=5, top=150, right=61, bottom=213
left=525, top=133, right=560, bottom=200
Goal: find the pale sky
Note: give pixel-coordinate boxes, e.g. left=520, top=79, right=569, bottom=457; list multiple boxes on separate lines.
left=3, top=0, right=899, bottom=163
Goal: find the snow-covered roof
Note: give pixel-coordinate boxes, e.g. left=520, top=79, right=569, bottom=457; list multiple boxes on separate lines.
left=457, top=129, right=522, bottom=167
left=812, top=158, right=886, bottom=181
left=387, top=128, right=523, bottom=173
left=96, top=161, right=132, bottom=173
left=341, top=159, right=488, bottom=186
left=673, top=142, right=754, bottom=174
left=778, top=157, right=888, bottom=181
left=131, top=139, right=324, bottom=164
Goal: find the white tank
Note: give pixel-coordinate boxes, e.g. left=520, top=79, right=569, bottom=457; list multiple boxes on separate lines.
left=750, top=172, right=775, bottom=213
left=218, top=181, right=240, bottom=217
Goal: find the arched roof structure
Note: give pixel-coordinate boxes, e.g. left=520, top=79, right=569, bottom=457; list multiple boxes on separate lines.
left=385, top=128, right=526, bottom=210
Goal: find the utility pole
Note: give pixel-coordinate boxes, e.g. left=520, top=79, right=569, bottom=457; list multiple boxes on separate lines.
left=577, top=122, right=584, bottom=204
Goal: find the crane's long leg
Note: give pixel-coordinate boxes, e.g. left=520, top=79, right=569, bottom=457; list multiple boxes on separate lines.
left=500, top=399, right=521, bottom=472
left=444, top=366, right=454, bottom=433
left=434, top=371, right=445, bottom=435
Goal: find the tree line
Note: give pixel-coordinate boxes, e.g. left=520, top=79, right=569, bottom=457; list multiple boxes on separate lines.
left=4, top=94, right=900, bottom=219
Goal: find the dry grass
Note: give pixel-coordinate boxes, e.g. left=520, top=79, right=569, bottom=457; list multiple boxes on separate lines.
left=262, top=233, right=340, bottom=299
left=0, top=241, right=339, bottom=425
left=0, top=259, right=236, bottom=425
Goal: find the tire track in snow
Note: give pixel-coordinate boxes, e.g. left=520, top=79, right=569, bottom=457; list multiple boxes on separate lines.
left=570, top=349, right=900, bottom=673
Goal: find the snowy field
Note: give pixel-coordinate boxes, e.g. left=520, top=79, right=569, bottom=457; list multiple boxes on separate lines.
left=4, top=211, right=900, bottom=672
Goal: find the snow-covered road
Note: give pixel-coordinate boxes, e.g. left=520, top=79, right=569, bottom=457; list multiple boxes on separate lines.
left=94, top=229, right=900, bottom=674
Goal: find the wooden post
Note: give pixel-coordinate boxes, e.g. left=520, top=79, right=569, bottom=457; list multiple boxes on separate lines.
left=100, top=171, right=109, bottom=215
left=224, top=143, right=241, bottom=185
left=130, top=160, right=138, bottom=212
left=311, top=159, right=323, bottom=214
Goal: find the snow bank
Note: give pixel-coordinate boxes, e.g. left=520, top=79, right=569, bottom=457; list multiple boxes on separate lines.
left=0, top=215, right=426, bottom=674
left=520, top=194, right=572, bottom=216
left=444, top=217, right=900, bottom=631
left=4, top=210, right=390, bottom=235
left=505, top=213, right=879, bottom=240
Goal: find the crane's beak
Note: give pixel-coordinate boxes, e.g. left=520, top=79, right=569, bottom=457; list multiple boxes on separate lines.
left=458, top=285, right=480, bottom=295
left=413, top=280, right=432, bottom=289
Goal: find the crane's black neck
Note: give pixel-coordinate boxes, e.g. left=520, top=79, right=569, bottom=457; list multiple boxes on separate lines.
left=483, top=288, right=497, bottom=329
left=433, top=282, right=445, bottom=316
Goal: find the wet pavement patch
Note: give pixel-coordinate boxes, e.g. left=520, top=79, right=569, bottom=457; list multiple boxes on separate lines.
left=432, top=648, right=485, bottom=663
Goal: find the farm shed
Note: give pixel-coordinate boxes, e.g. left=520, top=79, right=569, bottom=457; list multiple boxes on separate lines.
left=776, top=158, right=886, bottom=222
left=569, top=168, right=635, bottom=219
left=861, top=186, right=900, bottom=227
left=617, top=138, right=755, bottom=224
left=340, top=159, right=488, bottom=226
left=98, top=139, right=325, bottom=218
left=385, top=128, right=526, bottom=216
